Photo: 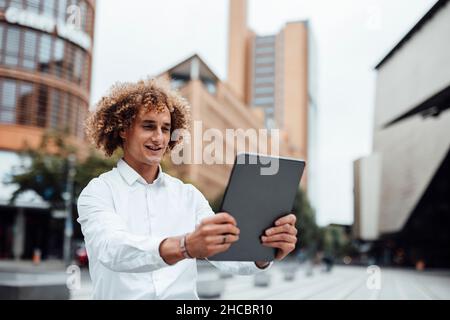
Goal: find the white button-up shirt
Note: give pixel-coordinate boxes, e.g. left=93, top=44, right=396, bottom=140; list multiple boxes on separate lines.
left=77, top=159, right=270, bottom=300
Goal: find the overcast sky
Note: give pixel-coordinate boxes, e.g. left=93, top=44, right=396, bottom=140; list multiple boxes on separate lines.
left=91, top=0, right=437, bottom=226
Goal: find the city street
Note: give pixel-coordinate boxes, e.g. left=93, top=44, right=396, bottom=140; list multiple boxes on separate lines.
left=70, top=262, right=450, bottom=300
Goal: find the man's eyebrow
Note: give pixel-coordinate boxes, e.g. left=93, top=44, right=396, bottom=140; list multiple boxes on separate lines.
left=141, top=120, right=156, bottom=124
left=141, top=119, right=171, bottom=127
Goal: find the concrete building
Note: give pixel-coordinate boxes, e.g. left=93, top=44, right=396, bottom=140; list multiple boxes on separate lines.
left=159, top=54, right=287, bottom=201
left=354, top=0, right=450, bottom=267
left=0, top=0, right=95, bottom=260
left=227, top=0, right=318, bottom=203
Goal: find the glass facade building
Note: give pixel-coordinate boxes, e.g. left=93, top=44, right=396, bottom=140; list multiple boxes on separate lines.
left=0, top=0, right=94, bottom=139
left=0, top=0, right=95, bottom=260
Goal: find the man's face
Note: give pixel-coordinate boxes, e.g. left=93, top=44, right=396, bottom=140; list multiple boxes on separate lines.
left=120, top=106, right=171, bottom=166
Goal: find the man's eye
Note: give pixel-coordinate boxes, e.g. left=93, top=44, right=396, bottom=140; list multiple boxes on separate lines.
left=162, top=127, right=171, bottom=132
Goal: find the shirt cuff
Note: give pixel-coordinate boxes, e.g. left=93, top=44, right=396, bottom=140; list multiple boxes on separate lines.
left=146, top=236, right=170, bottom=269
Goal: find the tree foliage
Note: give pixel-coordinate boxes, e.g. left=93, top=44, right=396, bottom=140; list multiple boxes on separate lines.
left=292, top=188, right=320, bottom=253
left=7, top=131, right=120, bottom=208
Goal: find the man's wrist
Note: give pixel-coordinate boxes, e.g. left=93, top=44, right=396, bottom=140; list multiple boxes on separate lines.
left=180, top=233, right=193, bottom=259
left=159, top=237, right=185, bottom=265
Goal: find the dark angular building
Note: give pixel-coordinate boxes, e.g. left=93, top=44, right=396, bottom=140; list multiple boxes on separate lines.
left=354, top=0, right=450, bottom=268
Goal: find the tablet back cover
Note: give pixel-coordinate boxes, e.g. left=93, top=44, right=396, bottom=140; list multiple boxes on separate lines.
left=209, top=153, right=305, bottom=262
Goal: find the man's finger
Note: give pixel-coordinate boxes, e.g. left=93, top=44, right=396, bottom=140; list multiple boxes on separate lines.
left=201, top=212, right=236, bottom=226
left=275, top=214, right=296, bottom=226
left=262, top=234, right=296, bottom=244
left=262, top=241, right=295, bottom=252
left=207, top=234, right=240, bottom=245
left=204, top=223, right=240, bottom=236
left=265, top=224, right=297, bottom=236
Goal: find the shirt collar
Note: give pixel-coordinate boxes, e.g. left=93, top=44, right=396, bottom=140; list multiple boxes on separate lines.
left=117, top=158, right=165, bottom=186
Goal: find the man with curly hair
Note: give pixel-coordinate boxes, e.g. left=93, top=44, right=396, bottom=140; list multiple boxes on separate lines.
left=77, top=78, right=298, bottom=299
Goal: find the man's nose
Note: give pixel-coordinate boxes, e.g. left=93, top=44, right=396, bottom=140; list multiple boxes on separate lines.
left=151, top=128, right=164, bottom=143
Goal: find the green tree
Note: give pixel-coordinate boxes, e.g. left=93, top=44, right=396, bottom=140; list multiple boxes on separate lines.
left=7, top=131, right=120, bottom=208
left=292, top=188, right=320, bottom=254
left=73, top=149, right=121, bottom=198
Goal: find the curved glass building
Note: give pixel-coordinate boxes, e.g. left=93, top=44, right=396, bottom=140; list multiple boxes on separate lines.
left=0, top=0, right=94, bottom=144
left=0, top=0, right=95, bottom=260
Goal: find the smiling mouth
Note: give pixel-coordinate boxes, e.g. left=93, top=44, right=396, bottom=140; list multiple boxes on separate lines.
left=145, top=145, right=163, bottom=152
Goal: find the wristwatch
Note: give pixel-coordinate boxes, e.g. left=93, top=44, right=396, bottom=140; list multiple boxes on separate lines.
left=180, top=234, right=193, bottom=259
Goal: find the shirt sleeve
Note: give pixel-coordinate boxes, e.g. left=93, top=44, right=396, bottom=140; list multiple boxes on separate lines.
left=190, top=185, right=273, bottom=275
left=77, top=178, right=169, bottom=273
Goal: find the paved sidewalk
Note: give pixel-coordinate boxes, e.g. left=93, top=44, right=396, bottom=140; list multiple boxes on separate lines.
left=69, top=262, right=450, bottom=300
left=214, top=264, right=450, bottom=300
left=0, top=260, right=67, bottom=273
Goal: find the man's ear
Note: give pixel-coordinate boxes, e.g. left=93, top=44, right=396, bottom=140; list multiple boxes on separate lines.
left=119, top=129, right=126, bottom=140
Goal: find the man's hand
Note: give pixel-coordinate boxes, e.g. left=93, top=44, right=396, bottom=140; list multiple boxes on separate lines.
left=185, top=212, right=240, bottom=259
left=259, top=213, right=298, bottom=261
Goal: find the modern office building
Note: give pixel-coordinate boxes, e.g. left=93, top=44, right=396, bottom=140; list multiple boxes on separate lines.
left=354, top=0, right=450, bottom=267
left=155, top=0, right=318, bottom=203
left=227, top=0, right=318, bottom=203
left=159, top=54, right=288, bottom=201
left=0, top=0, right=95, bottom=259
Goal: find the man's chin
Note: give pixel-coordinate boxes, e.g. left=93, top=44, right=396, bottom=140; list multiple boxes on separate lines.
left=143, top=155, right=162, bottom=165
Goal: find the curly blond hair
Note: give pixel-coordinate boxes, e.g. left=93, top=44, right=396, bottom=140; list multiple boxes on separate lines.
left=86, top=78, right=191, bottom=157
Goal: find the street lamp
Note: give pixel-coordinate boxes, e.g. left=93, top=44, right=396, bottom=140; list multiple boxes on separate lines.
left=63, top=154, right=76, bottom=266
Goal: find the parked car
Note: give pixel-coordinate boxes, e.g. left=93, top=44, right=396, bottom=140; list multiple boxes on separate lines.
left=74, top=241, right=88, bottom=267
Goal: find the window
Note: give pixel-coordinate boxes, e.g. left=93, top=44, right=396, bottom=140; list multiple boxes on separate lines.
left=255, top=56, right=274, bottom=65
left=37, top=85, right=49, bottom=127
left=17, top=82, right=34, bottom=125
left=66, top=94, right=76, bottom=135
left=254, top=76, right=274, bottom=85
left=58, top=0, right=68, bottom=23
left=202, top=80, right=217, bottom=95
left=65, top=43, right=75, bottom=81
left=54, top=38, right=65, bottom=76
left=0, top=25, right=4, bottom=63
left=77, top=102, right=86, bottom=139
left=73, top=48, right=83, bottom=84
left=26, top=0, right=40, bottom=13
left=255, top=36, right=275, bottom=45
left=255, top=46, right=274, bottom=55
left=23, top=30, right=37, bottom=69
left=80, top=1, right=87, bottom=31
left=60, top=92, right=69, bottom=131
left=38, top=34, right=52, bottom=72
left=73, top=97, right=79, bottom=135
left=9, top=0, right=24, bottom=9
left=50, top=89, right=60, bottom=129
left=1, top=80, right=17, bottom=124
left=253, top=96, right=274, bottom=106
left=265, top=117, right=276, bottom=130
left=171, top=79, right=186, bottom=90
left=255, top=66, right=274, bottom=75
left=254, top=86, right=274, bottom=95
left=43, top=0, right=56, bottom=18
left=54, top=39, right=65, bottom=61
left=83, top=52, right=90, bottom=89
left=5, top=27, right=21, bottom=66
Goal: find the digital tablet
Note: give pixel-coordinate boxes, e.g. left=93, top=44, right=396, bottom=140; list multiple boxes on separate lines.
left=208, top=153, right=306, bottom=261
